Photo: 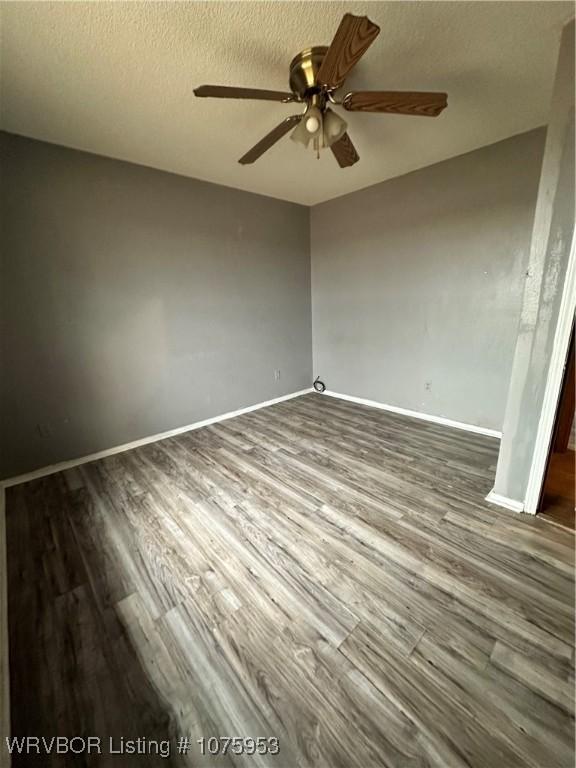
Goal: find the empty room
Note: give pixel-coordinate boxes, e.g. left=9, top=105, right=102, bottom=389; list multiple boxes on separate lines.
left=0, top=1, right=574, bottom=766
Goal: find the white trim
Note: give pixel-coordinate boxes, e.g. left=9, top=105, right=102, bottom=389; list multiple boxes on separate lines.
left=485, top=489, right=525, bottom=513
left=524, top=234, right=576, bottom=515
left=0, top=487, right=9, bottom=767
left=321, top=390, right=502, bottom=439
left=1, top=388, right=313, bottom=490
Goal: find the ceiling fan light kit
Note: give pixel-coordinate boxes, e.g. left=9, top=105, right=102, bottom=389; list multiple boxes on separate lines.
left=194, top=13, right=448, bottom=168
left=291, top=103, right=323, bottom=148
left=290, top=103, right=348, bottom=156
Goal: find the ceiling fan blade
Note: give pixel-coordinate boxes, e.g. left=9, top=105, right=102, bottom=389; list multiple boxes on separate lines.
left=330, top=132, right=359, bottom=168
left=194, top=85, right=296, bottom=102
left=316, top=14, right=380, bottom=90
left=343, top=90, right=448, bottom=116
left=239, top=115, right=303, bottom=165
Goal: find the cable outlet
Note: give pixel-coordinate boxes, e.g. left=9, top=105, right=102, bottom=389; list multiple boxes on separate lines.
left=274, top=369, right=281, bottom=381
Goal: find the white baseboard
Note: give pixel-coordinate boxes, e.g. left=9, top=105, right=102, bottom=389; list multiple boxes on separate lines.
left=1, top=388, right=313, bottom=490
left=322, top=390, right=502, bottom=439
left=485, top=489, right=525, bottom=513
left=0, top=487, right=9, bottom=766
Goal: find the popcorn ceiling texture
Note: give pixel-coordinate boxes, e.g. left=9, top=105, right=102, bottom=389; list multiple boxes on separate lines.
left=0, top=1, right=573, bottom=205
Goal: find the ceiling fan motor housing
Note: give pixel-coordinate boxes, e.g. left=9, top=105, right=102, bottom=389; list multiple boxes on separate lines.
left=289, top=47, right=329, bottom=98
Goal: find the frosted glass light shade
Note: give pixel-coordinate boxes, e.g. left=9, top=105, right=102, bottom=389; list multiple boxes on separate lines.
left=322, top=109, right=347, bottom=147
left=290, top=117, right=313, bottom=147
left=291, top=107, right=347, bottom=151
left=291, top=105, right=323, bottom=147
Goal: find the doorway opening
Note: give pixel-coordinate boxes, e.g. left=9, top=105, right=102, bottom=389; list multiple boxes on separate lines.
left=539, top=325, right=575, bottom=529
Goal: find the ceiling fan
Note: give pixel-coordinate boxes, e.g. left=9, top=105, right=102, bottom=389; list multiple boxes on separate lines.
left=194, top=13, right=448, bottom=168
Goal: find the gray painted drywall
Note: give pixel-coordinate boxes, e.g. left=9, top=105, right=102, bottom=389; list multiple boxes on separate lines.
left=311, top=129, right=546, bottom=432
left=0, top=132, right=312, bottom=479
left=493, top=20, right=575, bottom=505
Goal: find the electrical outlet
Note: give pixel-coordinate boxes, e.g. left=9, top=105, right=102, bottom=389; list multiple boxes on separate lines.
left=274, top=369, right=281, bottom=381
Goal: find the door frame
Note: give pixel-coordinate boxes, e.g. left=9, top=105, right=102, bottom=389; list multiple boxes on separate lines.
left=524, top=233, right=576, bottom=514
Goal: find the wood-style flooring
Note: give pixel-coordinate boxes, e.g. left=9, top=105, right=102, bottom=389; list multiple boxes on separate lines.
left=5, top=394, right=575, bottom=767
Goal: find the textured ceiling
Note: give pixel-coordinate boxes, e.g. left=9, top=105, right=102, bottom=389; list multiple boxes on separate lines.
left=0, top=1, right=573, bottom=205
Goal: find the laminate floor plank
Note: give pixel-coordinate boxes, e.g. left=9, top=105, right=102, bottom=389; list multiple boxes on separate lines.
left=6, top=393, right=575, bottom=767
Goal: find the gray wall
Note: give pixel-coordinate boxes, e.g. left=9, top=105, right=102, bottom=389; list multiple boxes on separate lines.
left=493, top=20, right=575, bottom=505
left=0, top=133, right=312, bottom=479
left=311, top=129, right=546, bottom=431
